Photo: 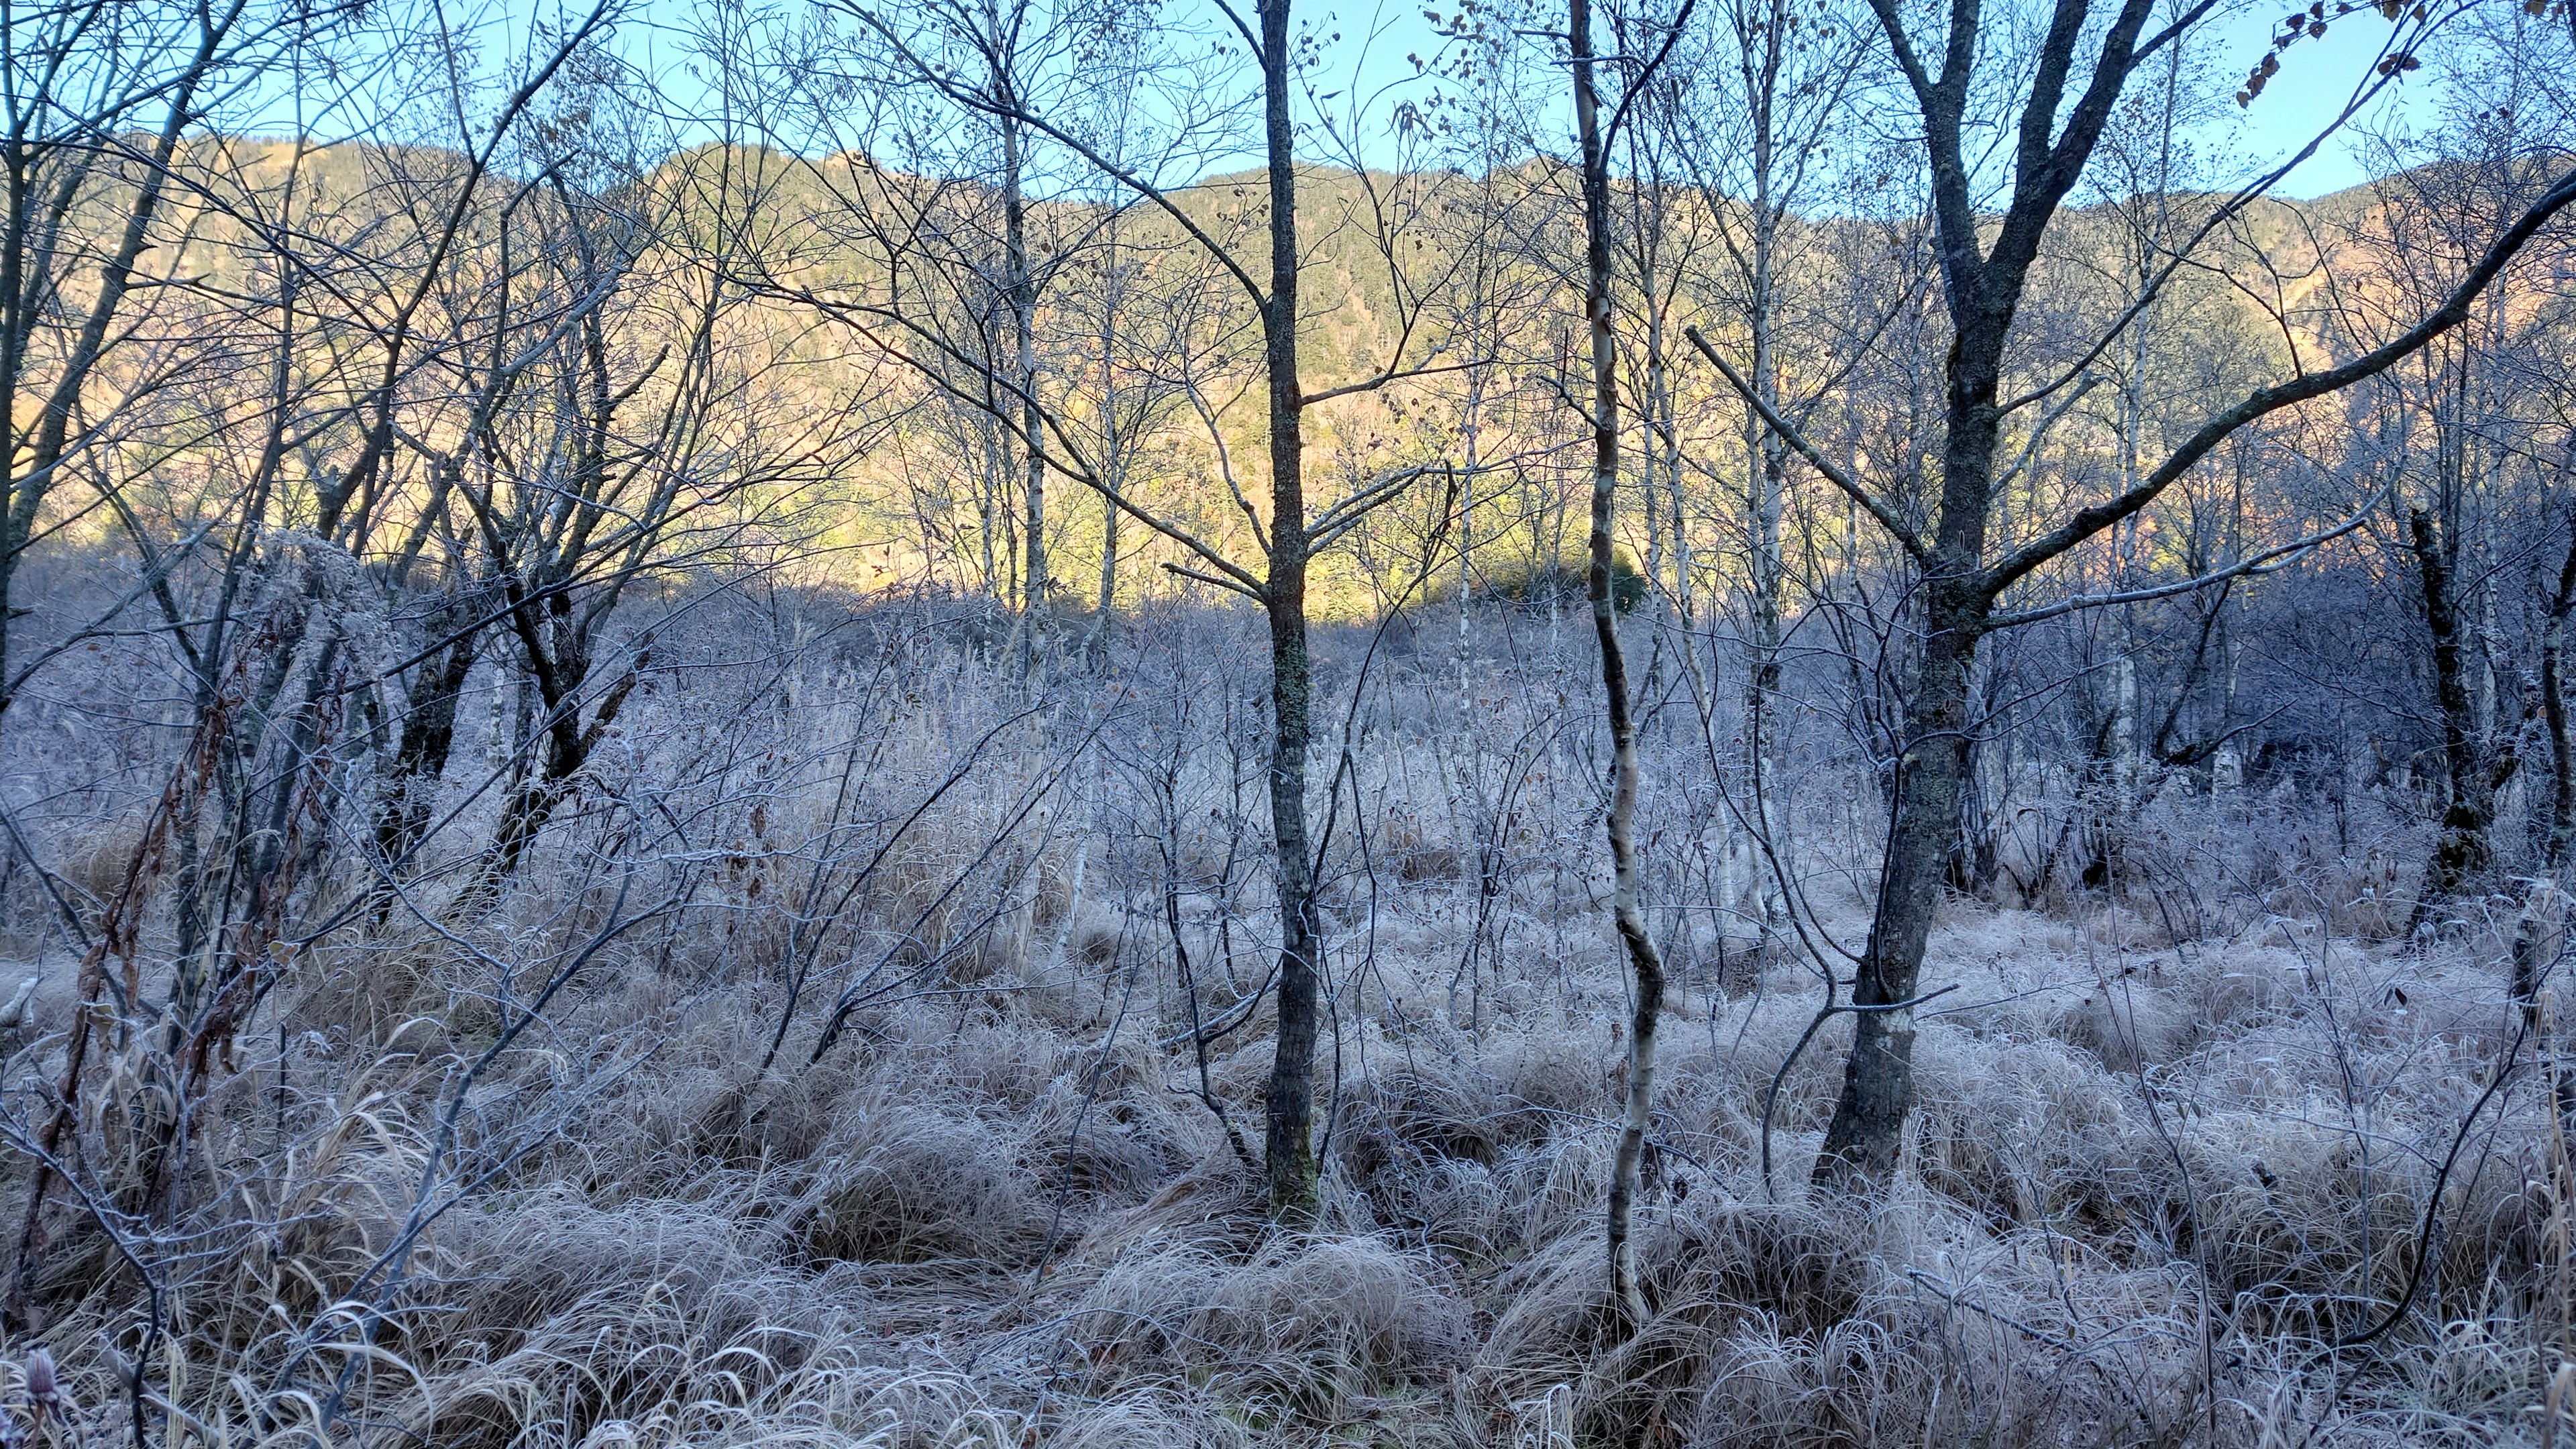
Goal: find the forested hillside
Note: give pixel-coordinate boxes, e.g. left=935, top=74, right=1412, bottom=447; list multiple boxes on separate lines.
left=3, top=0, right=2576, bottom=1444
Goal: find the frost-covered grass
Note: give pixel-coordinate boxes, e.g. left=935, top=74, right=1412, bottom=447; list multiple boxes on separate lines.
left=0, top=596, right=2563, bottom=1446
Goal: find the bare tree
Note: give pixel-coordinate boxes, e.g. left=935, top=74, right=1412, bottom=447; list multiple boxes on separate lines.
left=2332, top=72, right=2576, bottom=921
left=0, top=0, right=366, bottom=735
left=1565, top=0, right=1690, bottom=1324
left=775, top=0, right=1474, bottom=1216
left=1693, top=0, right=2576, bottom=1189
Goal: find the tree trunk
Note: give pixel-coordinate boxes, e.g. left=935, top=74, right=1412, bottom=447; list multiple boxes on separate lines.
left=485, top=724, right=584, bottom=888
left=2540, top=510, right=2576, bottom=869
left=1813, top=578, right=1982, bottom=1187
left=1572, top=0, right=1666, bottom=1326
left=1256, top=0, right=1322, bottom=1222
left=1085, top=239, right=1121, bottom=671
left=374, top=617, right=481, bottom=881
left=1087, top=489, right=1118, bottom=668
left=1002, top=91, right=1046, bottom=681
left=477, top=608, right=650, bottom=893
left=1742, top=47, right=1790, bottom=941
left=1813, top=305, right=2004, bottom=1187
left=2411, top=504, right=2496, bottom=926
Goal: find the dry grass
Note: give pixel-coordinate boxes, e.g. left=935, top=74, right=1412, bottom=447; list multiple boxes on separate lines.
left=1, top=617, right=2567, bottom=1449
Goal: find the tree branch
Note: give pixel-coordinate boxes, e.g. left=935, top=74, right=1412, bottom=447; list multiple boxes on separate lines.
left=1985, top=482, right=2388, bottom=631
left=1982, top=162, right=2576, bottom=600
left=1685, top=323, right=1930, bottom=564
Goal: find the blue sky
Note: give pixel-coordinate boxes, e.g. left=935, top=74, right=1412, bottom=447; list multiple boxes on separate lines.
left=2174, top=1, right=2451, bottom=195
left=436, top=0, right=2453, bottom=197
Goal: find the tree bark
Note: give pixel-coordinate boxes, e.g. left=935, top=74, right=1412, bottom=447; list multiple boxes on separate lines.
left=1813, top=576, right=1983, bottom=1187
left=1256, top=0, right=1322, bottom=1221
left=1001, top=79, right=1046, bottom=681
left=1085, top=231, right=1122, bottom=670
left=2410, top=504, right=2500, bottom=926
left=2544, top=510, right=2576, bottom=869
left=1740, top=20, right=1792, bottom=938
left=1572, top=0, right=1667, bottom=1326
left=374, top=612, right=481, bottom=883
